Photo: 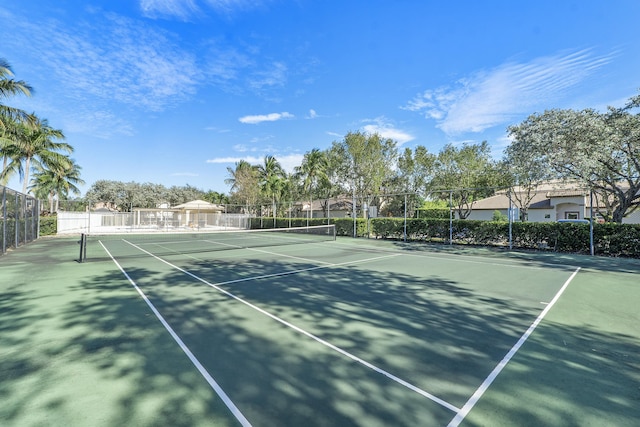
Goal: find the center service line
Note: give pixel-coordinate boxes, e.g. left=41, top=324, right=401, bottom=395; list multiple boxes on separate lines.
left=123, top=239, right=461, bottom=413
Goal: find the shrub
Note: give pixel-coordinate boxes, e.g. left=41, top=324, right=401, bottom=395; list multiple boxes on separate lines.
left=39, top=216, right=57, bottom=236
left=251, top=216, right=640, bottom=257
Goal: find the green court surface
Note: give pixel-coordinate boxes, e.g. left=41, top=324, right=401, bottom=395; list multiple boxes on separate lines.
left=1, top=233, right=639, bottom=426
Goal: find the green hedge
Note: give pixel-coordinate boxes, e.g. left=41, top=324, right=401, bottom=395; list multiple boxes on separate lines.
left=248, top=216, right=640, bottom=257
left=368, top=217, right=640, bottom=258
left=416, top=209, right=449, bottom=219
left=39, top=216, right=57, bottom=236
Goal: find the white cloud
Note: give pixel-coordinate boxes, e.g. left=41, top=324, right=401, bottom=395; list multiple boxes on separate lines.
left=238, top=112, right=294, bottom=124
left=2, top=10, right=200, bottom=113
left=277, top=153, right=305, bottom=173
left=307, top=109, right=318, bottom=119
left=361, top=117, right=414, bottom=145
left=248, top=62, right=288, bottom=90
left=140, top=0, right=269, bottom=19
left=404, top=48, right=616, bottom=135
left=204, top=0, right=270, bottom=14
left=139, top=0, right=200, bottom=20
left=206, top=156, right=265, bottom=169
left=62, top=109, right=135, bottom=138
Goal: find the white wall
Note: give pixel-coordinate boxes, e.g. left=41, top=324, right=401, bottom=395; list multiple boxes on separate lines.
left=527, top=209, right=555, bottom=223
left=623, top=210, right=640, bottom=224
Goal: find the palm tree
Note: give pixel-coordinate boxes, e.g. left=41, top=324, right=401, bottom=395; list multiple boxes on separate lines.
left=0, top=58, right=33, bottom=131
left=30, top=159, right=84, bottom=212
left=1, top=59, right=33, bottom=183
left=258, top=155, right=286, bottom=219
left=1, top=115, right=72, bottom=194
left=225, top=160, right=254, bottom=192
left=203, top=190, right=229, bottom=205
left=294, top=148, right=329, bottom=220
left=1, top=115, right=21, bottom=185
left=225, top=160, right=260, bottom=212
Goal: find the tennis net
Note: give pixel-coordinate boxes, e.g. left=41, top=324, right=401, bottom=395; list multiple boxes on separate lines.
left=78, top=224, right=336, bottom=262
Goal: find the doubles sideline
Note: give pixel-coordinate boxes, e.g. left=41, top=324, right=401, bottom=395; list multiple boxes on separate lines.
left=103, top=237, right=580, bottom=425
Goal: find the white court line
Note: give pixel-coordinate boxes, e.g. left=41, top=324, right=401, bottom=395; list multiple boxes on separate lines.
left=148, top=236, right=335, bottom=265
left=446, top=267, right=581, bottom=427
left=121, top=239, right=461, bottom=413
left=202, top=239, right=335, bottom=265
left=333, top=240, right=579, bottom=271
left=99, top=241, right=252, bottom=427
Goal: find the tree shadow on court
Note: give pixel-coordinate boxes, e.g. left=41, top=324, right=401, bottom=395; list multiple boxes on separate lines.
left=3, top=243, right=638, bottom=427
left=462, top=321, right=640, bottom=427
left=389, top=240, right=640, bottom=274
left=0, top=265, right=241, bottom=427
left=160, top=252, right=639, bottom=426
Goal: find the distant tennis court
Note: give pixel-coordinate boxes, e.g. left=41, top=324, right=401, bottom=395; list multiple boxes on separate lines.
left=1, top=227, right=639, bottom=426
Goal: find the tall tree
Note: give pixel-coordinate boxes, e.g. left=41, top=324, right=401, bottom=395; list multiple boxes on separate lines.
left=30, top=159, right=84, bottom=212
left=225, top=160, right=260, bottom=210
left=507, top=95, right=640, bottom=223
left=257, top=155, right=286, bottom=217
left=203, top=190, right=230, bottom=205
left=502, top=142, right=555, bottom=221
left=1, top=116, right=72, bottom=194
left=85, top=180, right=207, bottom=210
left=329, top=131, right=397, bottom=215
left=294, top=148, right=329, bottom=218
left=1, top=59, right=34, bottom=184
left=0, top=58, right=33, bottom=131
left=430, top=141, right=506, bottom=219
left=383, top=146, right=436, bottom=216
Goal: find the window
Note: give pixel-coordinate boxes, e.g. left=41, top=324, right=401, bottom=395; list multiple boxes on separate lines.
left=565, top=212, right=579, bottom=220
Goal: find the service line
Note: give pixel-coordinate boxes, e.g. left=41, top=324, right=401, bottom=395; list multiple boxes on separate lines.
left=122, top=239, right=461, bottom=413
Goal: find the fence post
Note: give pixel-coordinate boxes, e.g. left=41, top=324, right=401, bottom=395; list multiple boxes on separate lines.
left=2, top=187, right=6, bottom=255
left=449, top=191, right=453, bottom=245
left=36, top=199, right=40, bottom=240
left=352, top=191, right=356, bottom=238
left=508, top=191, right=513, bottom=250
left=14, top=192, right=18, bottom=249
left=327, top=198, right=330, bottom=225
left=590, top=190, right=595, bottom=256
left=404, top=193, right=407, bottom=242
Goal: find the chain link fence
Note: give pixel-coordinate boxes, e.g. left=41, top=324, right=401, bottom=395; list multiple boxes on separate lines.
left=1, top=185, right=40, bottom=256
left=50, top=189, right=639, bottom=256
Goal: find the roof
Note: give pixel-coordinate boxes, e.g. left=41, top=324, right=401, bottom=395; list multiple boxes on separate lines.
left=472, top=187, right=606, bottom=211
left=546, top=190, right=586, bottom=197
left=301, top=198, right=355, bottom=211
left=172, top=199, right=223, bottom=211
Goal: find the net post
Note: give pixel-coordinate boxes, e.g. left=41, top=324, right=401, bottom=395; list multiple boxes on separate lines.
left=78, top=233, right=86, bottom=262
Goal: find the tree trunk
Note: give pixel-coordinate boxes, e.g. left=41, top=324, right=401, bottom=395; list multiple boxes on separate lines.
left=22, top=156, right=31, bottom=194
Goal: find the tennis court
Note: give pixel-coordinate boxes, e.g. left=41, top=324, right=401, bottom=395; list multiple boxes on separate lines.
left=1, top=227, right=639, bottom=426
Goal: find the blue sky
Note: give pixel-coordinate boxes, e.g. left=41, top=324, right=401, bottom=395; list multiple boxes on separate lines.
left=2, top=0, right=639, bottom=195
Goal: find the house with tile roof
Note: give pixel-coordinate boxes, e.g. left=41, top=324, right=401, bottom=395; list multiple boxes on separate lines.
left=465, top=181, right=640, bottom=224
